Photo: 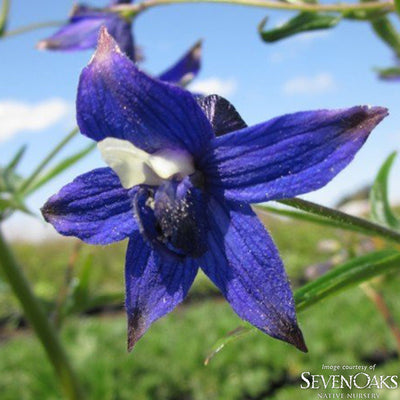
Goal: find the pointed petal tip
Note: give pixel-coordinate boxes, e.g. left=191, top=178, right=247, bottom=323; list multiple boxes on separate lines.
left=36, top=40, right=50, bottom=50
left=191, top=39, right=203, bottom=59
left=286, top=325, right=308, bottom=353
left=127, top=311, right=146, bottom=353
left=91, top=26, right=124, bottom=65
left=350, top=105, right=389, bottom=130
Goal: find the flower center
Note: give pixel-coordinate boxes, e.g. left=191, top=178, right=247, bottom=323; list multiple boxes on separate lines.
left=134, top=175, right=208, bottom=259
left=98, top=138, right=195, bottom=189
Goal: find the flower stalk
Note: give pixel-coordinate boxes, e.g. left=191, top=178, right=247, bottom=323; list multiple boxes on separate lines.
left=112, top=0, right=394, bottom=18
left=0, top=230, right=83, bottom=400
left=276, top=197, right=400, bottom=244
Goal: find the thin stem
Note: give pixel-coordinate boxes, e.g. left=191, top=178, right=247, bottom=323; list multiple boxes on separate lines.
left=2, top=20, right=63, bottom=38
left=0, top=230, right=83, bottom=400
left=19, top=127, right=79, bottom=194
left=362, top=283, right=400, bottom=355
left=112, top=0, right=394, bottom=17
left=277, top=198, right=400, bottom=244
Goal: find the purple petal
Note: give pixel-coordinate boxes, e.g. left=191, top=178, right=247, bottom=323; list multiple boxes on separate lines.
left=199, top=106, right=388, bottom=202
left=110, top=0, right=133, bottom=4
left=41, top=168, right=138, bottom=245
left=200, top=196, right=307, bottom=351
left=158, top=40, right=202, bottom=86
left=197, top=95, right=247, bottom=136
left=125, top=232, right=198, bottom=350
left=37, top=6, right=134, bottom=59
left=77, top=28, right=213, bottom=158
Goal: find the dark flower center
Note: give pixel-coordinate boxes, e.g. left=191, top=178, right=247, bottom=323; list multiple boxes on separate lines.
left=134, top=173, right=208, bottom=259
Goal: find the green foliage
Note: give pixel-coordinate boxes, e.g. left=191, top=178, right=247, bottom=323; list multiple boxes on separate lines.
left=0, top=0, right=10, bottom=37
left=370, top=152, right=400, bottom=230
left=259, top=12, right=341, bottom=43
left=26, top=143, right=95, bottom=195
left=1, top=285, right=400, bottom=399
left=377, top=65, right=400, bottom=80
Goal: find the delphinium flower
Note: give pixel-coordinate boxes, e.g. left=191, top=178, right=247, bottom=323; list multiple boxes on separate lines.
left=42, top=28, right=388, bottom=352
left=37, top=0, right=202, bottom=86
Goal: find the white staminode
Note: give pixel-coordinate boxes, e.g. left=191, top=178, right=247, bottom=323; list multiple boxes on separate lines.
left=98, top=138, right=195, bottom=189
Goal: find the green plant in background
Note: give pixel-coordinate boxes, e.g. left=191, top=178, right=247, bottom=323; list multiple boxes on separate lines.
left=1, top=0, right=400, bottom=398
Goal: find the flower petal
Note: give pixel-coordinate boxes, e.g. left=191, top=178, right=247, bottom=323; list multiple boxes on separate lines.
left=158, top=40, right=202, bottom=86
left=199, top=106, right=388, bottom=202
left=77, top=28, right=213, bottom=158
left=110, top=0, right=132, bottom=4
left=197, top=95, right=247, bottom=136
left=41, top=168, right=138, bottom=245
left=200, top=196, right=307, bottom=351
left=125, top=232, right=198, bottom=350
left=37, top=6, right=134, bottom=59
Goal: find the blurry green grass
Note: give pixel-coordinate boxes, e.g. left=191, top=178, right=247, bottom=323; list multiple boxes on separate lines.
left=1, top=214, right=399, bottom=399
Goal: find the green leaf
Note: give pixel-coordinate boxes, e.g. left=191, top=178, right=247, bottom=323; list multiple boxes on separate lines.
left=25, top=143, right=95, bottom=195
left=70, top=253, right=93, bottom=307
left=294, top=250, right=400, bottom=311
left=204, top=326, right=251, bottom=366
left=5, top=145, right=27, bottom=173
left=396, top=0, right=400, bottom=16
left=370, top=152, right=400, bottom=230
left=376, top=66, right=400, bottom=80
left=370, top=16, right=400, bottom=57
left=259, top=12, right=341, bottom=43
left=205, top=249, right=400, bottom=363
left=0, top=0, right=10, bottom=37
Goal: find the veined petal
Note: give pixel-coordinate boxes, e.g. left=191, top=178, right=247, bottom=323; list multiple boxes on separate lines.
left=125, top=232, right=198, bottom=350
left=158, top=40, right=202, bottom=86
left=41, top=168, right=138, bottom=245
left=77, top=28, right=213, bottom=158
left=197, top=95, right=247, bottom=136
left=199, top=106, right=388, bottom=202
left=200, top=196, right=307, bottom=351
left=37, top=6, right=134, bottom=59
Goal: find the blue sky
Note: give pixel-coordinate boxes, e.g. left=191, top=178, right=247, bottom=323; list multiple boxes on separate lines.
left=1, top=0, right=400, bottom=238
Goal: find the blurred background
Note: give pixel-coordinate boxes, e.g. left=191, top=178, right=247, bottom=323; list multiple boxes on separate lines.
left=0, top=1, right=400, bottom=399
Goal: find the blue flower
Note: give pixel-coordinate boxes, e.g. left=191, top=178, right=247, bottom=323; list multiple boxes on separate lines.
left=37, top=1, right=202, bottom=85
left=42, top=28, right=388, bottom=352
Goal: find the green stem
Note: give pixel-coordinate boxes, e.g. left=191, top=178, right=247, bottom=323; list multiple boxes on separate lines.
left=276, top=198, right=400, bottom=244
left=112, top=0, right=394, bottom=18
left=0, top=230, right=83, bottom=399
left=2, top=20, right=63, bottom=38
left=19, top=127, right=79, bottom=194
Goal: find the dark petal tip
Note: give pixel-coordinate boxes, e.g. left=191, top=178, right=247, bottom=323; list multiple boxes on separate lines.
left=349, top=106, right=389, bottom=131
left=285, top=324, right=308, bottom=353
left=127, top=311, right=146, bottom=352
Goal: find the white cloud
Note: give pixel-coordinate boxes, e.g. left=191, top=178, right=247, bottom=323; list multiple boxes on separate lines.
left=0, top=98, right=71, bottom=142
left=189, top=77, right=237, bottom=97
left=282, top=73, right=336, bottom=96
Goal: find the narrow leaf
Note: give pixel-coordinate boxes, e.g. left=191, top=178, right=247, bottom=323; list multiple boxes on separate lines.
left=295, top=250, right=400, bottom=311
left=26, top=143, right=95, bottom=195
left=0, top=0, right=10, bottom=37
left=370, top=16, right=400, bottom=57
left=259, top=12, right=341, bottom=43
left=205, top=249, right=400, bottom=363
left=5, top=145, right=27, bottom=173
left=396, top=0, right=400, bottom=16
left=370, top=152, right=400, bottom=229
left=377, top=66, right=400, bottom=81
